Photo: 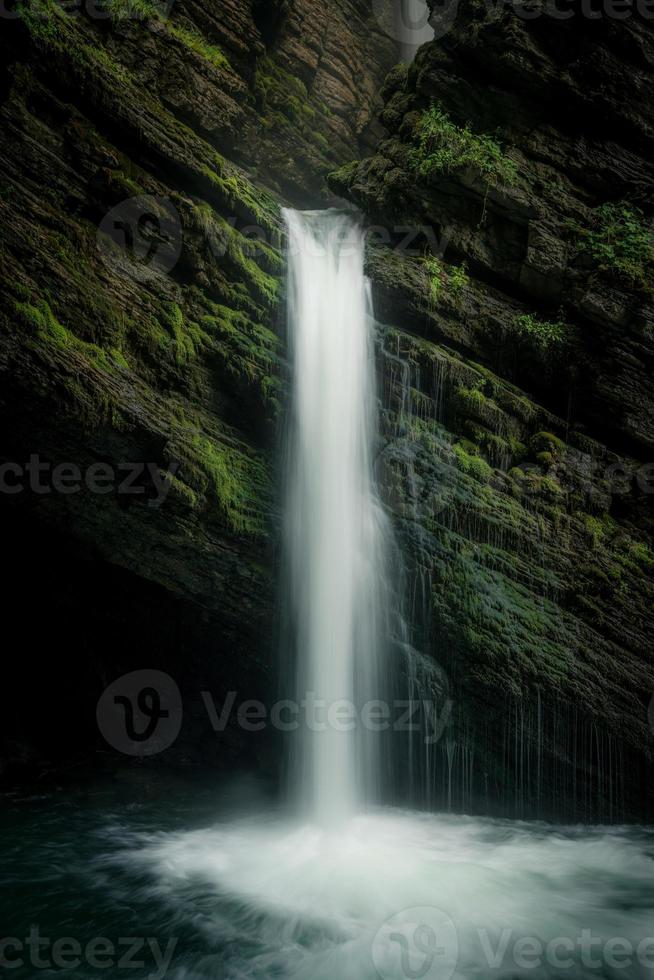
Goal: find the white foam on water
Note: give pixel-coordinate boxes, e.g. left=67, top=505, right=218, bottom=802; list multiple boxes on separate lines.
left=116, top=809, right=654, bottom=980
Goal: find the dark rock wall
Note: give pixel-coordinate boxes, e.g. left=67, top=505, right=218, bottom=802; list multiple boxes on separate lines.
left=0, top=0, right=397, bottom=779
left=333, top=1, right=654, bottom=819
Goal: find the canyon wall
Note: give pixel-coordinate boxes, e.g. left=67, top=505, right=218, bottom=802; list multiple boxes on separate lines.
left=0, top=0, right=652, bottom=819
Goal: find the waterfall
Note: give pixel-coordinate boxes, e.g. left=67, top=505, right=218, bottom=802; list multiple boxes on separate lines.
left=112, top=216, right=649, bottom=980
left=283, top=209, right=390, bottom=823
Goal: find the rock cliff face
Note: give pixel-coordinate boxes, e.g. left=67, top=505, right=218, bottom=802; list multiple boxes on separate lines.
left=0, top=0, right=652, bottom=819
left=0, top=0, right=397, bottom=778
left=332, top=1, right=654, bottom=818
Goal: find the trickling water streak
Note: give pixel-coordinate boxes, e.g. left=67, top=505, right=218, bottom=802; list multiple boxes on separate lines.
left=283, top=209, right=390, bottom=823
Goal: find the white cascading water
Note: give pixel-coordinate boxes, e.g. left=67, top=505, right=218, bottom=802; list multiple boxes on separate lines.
left=283, top=208, right=389, bottom=821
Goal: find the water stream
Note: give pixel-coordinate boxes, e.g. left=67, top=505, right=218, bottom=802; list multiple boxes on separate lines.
left=283, top=209, right=391, bottom=821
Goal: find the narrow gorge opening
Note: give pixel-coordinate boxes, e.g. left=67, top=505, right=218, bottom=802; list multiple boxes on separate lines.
left=2, top=1, right=654, bottom=976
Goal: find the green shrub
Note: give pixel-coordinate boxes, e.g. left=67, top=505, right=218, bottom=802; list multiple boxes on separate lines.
left=424, top=256, right=444, bottom=308
left=449, top=262, right=469, bottom=299
left=568, top=202, right=653, bottom=291
left=411, top=105, right=517, bottom=188
left=513, top=313, right=569, bottom=351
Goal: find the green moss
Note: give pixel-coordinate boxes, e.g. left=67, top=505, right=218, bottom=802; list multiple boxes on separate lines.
left=255, top=55, right=308, bottom=111
left=453, top=383, right=508, bottom=432
left=201, top=304, right=281, bottom=415
left=226, top=236, right=279, bottom=309
left=462, top=424, right=520, bottom=465
left=103, top=0, right=231, bottom=68
left=10, top=293, right=126, bottom=425
left=107, top=171, right=144, bottom=199
left=15, top=296, right=133, bottom=377
left=109, top=347, right=130, bottom=370
left=539, top=476, right=564, bottom=500
left=509, top=437, right=528, bottom=459
left=168, top=23, right=230, bottom=70
left=452, top=441, right=493, bottom=483
left=163, top=302, right=209, bottom=365
left=21, top=2, right=276, bottom=234
left=430, top=541, right=574, bottom=699
left=253, top=54, right=330, bottom=151
left=411, top=104, right=517, bottom=188
left=17, top=0, right=65, bottom=42
left=200, top=159, right=279, bottom=233
left=583, top=514, right=610, bottom=548
left=530, top=431, right=566, bottom=457
left=184, top=433, right=269, bottom=535
left=630, top=541, right=654, bottom=569
left=312, top=131, right=330, bottom=153
left=15, top=297, right=69, bottom=346
left=166, top=473, right=199, bottom=510
left=513, top=313, right=569, bottom=351
left=328, top=160, right=359, bottom=192
left=103, top=0, right=159, bottom=20
left=191, top=203, right=281, bottom=308
left=456, top=383, right=486, bottom=413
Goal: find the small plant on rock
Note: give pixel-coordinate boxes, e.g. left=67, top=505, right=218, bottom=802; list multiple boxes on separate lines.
left=513, top=313, right=569, bottom=351
left=411, top=104, right=517, bottom=188
left=423, top=256, right=469, bottom=308
left=449, top=262, right=469, bottom=300
left=567, top=202, right=653, bottom=292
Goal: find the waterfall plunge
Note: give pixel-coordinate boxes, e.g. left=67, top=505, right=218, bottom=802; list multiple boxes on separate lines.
left=283, top=209, right=391, bottom=823
left=114, top=211, right=654, bottom=980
